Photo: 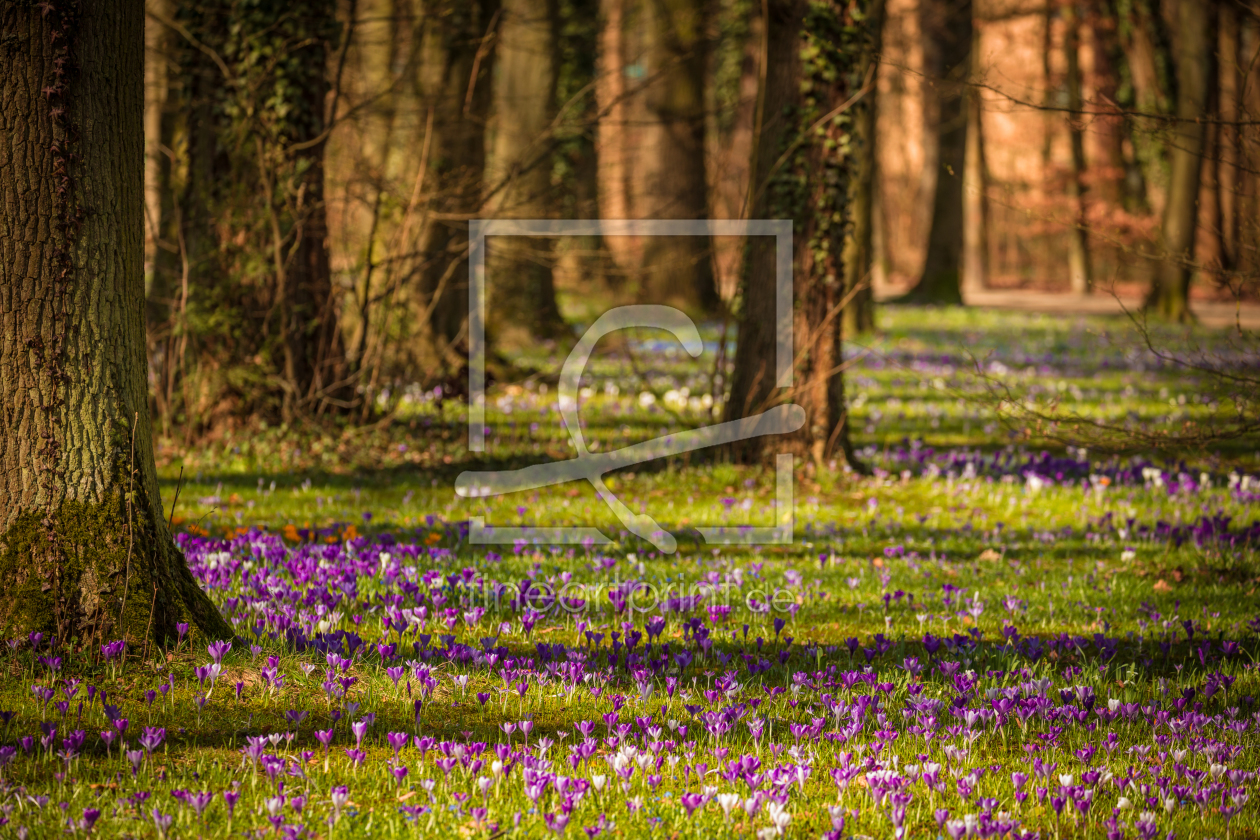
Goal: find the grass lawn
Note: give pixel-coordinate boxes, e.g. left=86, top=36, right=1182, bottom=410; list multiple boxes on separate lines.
left=3, top=306, right=1259, bottom=839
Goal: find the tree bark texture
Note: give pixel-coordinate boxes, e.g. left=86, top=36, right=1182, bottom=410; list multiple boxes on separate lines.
left=725, top=0, right=877, bottom=472
left=902, top=0, right=970, bottom=304
left=1146, top=0, right=1212, bottom=323
left=0, top=0, right=231, bottom=644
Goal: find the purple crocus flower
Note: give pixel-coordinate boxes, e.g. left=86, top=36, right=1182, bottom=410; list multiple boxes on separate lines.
left=151, top=808, right=173, bottom=839
left=351, top=719, right=368, bottom=747
left=139, top=727, right=165, bottom=755
left=207, top=640, right=231, bottom=664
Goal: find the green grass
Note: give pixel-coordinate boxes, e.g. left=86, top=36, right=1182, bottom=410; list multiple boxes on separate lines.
left=3, top=306, right=1258, bottom=840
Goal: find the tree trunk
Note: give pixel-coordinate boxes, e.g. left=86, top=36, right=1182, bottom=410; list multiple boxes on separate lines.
left=1215, top=3, right=1239, bottom=279
left=1238, top=15, right=1260, bottom=284
left=273, top=3, right=346, bottom=419
left=725, top=0, right=876, bottom=473
left=1114, top=0, right=1173, bottom=210
left=707, top=0, right=762, bottom=301
left=483, top=0, right=568, bottom=344
left=596, top=0, right=638, bottom=280
left=153, top=0, right=348, bottom=426
left=960, top=20, right=986, bottom=295
left=143, top=0, right=182, bottom=425
left=636, top=0, right=718, bottom=312
left=143, top=0, right=171, bottom=295
left=415, top=0, right=498, bottom=370
left=842, top=0, right=883, bottom=334
left=595, top=0, right=717, bottom=311
left=0, top=0, right=231, bottom=644
left=1145, top=0, right=1212, bottom=323
left=1064, top=0, right=1093, bottom=294
left=1086, top=2, right=1128, bottom=208
left=901, top=0, right=970, bottom=304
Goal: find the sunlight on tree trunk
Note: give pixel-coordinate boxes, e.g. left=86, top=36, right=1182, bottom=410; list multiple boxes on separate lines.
left=484, top=0, right=569, bottom=344
left=842, top=0, right=883, bottom=335
left=725, top=0, right=876, bottom=473
left=1146, top=0, right=1211, bottom=323
left=415, top=0, right=497, bottom=367
left=596, top=0, right=717, bottom=312
left=960, top=21, right=986, bottom=296
left=0, top=0, right=231, bottom=644
left=1064, top=0, right=1092, bottom=295
left=901, top=0, right=970, bottom=305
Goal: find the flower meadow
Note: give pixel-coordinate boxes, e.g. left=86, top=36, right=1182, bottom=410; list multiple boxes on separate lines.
left=3, top=308, right=1260, bottom=839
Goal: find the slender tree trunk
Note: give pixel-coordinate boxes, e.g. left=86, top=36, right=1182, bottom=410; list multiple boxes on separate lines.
left=157, top=0, right=348, bottom=425
left=277, top=3, right=345, bottom=418
left=1064, top=0, right=1093, bottom=294
left=843, top=0, right=883, bottom=334
left=1216, top=3, right=1239, bottom=278
left=595, top=0, right=716, bottom=310
left=1146, top=0, right=1212, bottom=322
left=1040, top=0, right=1055, bottom=167
left=415, top=0, right=498, bottom=368
left=708, top=1, right=762, bottom=301
left=143, top=0, right=170, bottom=293
left=725, top=0, right=875, bottom=472
left=0, top=0, right=230, bottom=644
left=1087, top=1, right=1127, bottom=207
left=1115, top=0, right=1173, bottom=210
left=483, top=0, right=568, bottom=343
left=1238, top=16, right=1260, bottom=284
left=143, top=0, right=181, bottom=424
left=901, top=0, right=970, bottom=304
left=960, top=21, right=986, bottom=295
left=637, top=0, right=718, bottom=312
left=552, top=0, right=608, bottom=293
left=596, top=0, right=640, bottom=280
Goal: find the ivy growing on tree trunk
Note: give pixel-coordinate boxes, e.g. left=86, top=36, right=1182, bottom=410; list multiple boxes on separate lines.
left=0, top=0, right=231, bottom=644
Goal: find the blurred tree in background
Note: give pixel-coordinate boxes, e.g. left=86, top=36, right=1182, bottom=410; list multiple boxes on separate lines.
left=128, top=0, right=1260, bottom=444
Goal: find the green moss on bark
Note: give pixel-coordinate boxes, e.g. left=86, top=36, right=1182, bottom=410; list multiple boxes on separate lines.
left=0, top=486, right=230, bottom=647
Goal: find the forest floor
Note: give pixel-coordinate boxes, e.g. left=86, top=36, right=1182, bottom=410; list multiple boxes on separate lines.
left=3, top=307, right=1259, bottom=839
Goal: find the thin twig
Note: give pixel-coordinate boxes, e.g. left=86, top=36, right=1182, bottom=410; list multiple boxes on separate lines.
left=168, top=465, right=185, bottom=530
left=142, top=583, right=158, bottom=665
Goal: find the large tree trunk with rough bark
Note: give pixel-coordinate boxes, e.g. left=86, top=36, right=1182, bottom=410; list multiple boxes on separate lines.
left=901, top=0, right=970, bottom=304
left=1146, top=0, right=1212, bottom=322
left=483, top=0, right=568, bottom=344
left=725, top=0, right=875, bottom=472
left=0, top=0, right=230, bottom=645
